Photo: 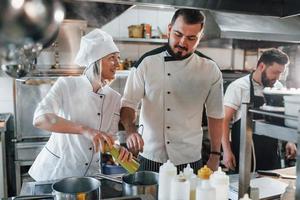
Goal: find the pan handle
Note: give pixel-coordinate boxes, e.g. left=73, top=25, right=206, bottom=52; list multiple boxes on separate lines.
left=94, top=174, right=123, bottom=184
left=12, top=195, right=54, bottom=199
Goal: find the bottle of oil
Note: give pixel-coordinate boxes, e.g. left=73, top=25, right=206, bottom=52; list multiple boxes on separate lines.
left=104, top=144, right=140, bottom=174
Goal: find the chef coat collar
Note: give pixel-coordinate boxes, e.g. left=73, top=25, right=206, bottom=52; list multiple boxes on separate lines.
left=165, top=44, right=193, bottom=61
left=81, top=75, right=107, bottom=95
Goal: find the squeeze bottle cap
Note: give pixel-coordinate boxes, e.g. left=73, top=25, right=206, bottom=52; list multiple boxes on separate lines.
left=197, top=165, right=213, bottom=180
left=183, top=164, right=194, bottom=178
left=210, top=167, right=229, bottom=185
left=160, top=160, right=176, bottom=172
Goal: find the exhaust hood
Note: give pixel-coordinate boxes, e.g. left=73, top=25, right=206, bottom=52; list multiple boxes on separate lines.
left=64, top=1, right=300, bottom=47
left=203, top=10, right=300, bottom=43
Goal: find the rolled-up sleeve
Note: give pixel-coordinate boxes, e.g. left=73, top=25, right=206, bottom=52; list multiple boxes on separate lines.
left=121, top=66, right=145, bottom=111
left=33, top=77, right=65, bottom=121
left=224, top=83, right=242, bottom=111
left=205, top=68, right=224, bottom=119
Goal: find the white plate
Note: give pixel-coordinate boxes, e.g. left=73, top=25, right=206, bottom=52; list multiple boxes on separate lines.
left=260, top=104, right=284, bottom=112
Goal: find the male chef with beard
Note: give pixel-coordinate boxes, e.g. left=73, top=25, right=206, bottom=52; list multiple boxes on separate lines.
left=222, top=48, right=297, bottom=173
left=120, top=8, right=224, bottom=173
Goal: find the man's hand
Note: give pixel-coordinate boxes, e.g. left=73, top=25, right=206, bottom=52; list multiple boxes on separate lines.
left=126, top=132, right=144, bottom=156
left=118, top=146, right=133, bottom=162
left=222, top=149, right=236, bottom=170
left=207, top=154, right=220, bottom=171
left=286, top=142, right=297, bottom=159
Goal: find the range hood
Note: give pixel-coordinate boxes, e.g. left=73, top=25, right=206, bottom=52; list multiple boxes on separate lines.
left=64, top=1, right=300, bottom=47
left=79, top=0, right=300, bottom=18
left=202, top=10, right=300, bottom=45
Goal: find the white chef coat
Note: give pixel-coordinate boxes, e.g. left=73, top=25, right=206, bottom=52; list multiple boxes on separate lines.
left=224, top=74, right=283, bottom=123
left=121, top=46, right=224, bottom=165
left=29, top=75, right=121, bottom=181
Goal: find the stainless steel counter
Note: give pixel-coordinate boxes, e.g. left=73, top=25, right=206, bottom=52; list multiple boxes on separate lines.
left=18, top=178, right=155, bottom=200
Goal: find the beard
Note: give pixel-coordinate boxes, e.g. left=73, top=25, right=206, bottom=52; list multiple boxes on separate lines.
left=261, top=70, right=275, bottom=87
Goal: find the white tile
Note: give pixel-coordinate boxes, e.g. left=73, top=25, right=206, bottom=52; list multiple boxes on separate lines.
left=0, top=77, right=14, bottom=101
left=137, top=7, right=157, bottom=26
left=116, top=43, right=139, bottom=60
left=0, top=100, right=14, bottom=114
left=138, top=44, right=161, bottom=56
left=119, top=7, right=139, bottom=37
left=157, top=8, right=175, bottom=34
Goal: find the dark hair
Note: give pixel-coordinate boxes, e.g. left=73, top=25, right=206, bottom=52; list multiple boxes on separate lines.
left=257, top=48, right=289, bottom=67
left=170, top=8, right=205, bottom=26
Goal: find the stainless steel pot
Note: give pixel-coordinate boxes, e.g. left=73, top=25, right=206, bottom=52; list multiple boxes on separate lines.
left=52, top=177, right=100, bottom=200
left=96, top=171, right=158, bottom=199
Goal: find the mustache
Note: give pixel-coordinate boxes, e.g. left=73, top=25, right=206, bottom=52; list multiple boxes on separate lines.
left=175, top=45, right=188, bottom=51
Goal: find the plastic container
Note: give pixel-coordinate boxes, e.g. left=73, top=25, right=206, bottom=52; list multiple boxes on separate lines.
left=284, top=95, right=300, bottom=128
left=158, top=160, right=177, bottom=200
left=104, top=144, right=140, bottom=174
left=210, top=167, right=230, bottom=200
left=102, top=164, right=127, bottom=175
left=183, top=164, right=197, bottom=200
left=196, top=180, right=216, bottom=200
left=170, top=172, right=190, bottom=200
left=281, top=181, right=295, bottom=200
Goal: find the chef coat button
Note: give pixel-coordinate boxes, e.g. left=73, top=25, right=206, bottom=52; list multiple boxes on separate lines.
left=167, top=91, right=171, bottom=94
left=167, top=141, right=170, bottom=144
left=167, top=126, right=170, bottom=129
left=167, top=108, right=171, bottom=111
left=97, top=113, right=100, bottom=116
left=85, top=163, right=88, bottom=166
left=100, top=95, right=103, bottom=98
left=89, top=147, right=92, bottom=150
left=167, top=73, right=171, bottom=76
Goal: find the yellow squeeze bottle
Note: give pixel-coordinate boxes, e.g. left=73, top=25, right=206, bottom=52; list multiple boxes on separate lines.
left=105, top=144, right=140, bottom=174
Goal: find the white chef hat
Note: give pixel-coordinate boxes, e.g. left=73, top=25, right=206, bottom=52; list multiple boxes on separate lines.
left=74, top=29, right=119, bottom=67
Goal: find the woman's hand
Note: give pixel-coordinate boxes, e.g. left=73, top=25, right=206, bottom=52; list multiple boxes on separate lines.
left=81, top=126, right=114, bottom=153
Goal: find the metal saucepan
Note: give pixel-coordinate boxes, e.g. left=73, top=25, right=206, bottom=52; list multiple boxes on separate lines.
left=96, top=171, right=158, bottom=199
left=12, top=177, right=100, bottom=200
left=52, top=176, right=100, bottom=200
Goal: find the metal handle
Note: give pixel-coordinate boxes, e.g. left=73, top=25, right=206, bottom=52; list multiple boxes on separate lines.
left=12, top=195, right=54, bottom=200
left=94, top=174, right=123, bottom=184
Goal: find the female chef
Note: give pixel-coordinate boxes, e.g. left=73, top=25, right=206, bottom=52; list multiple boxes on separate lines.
left=29, top=29, right=132, bottom=181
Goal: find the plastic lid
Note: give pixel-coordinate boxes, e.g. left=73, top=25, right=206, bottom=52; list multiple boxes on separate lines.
left=183, top=164, right=194, bottom=178
left=239, top=194, right=252, bottom=200
left=210, top=167, right=229, bottom=185
left=197, top=165, right=213, bottom=180
left=159, top=160, right=176, bottom=172
left=175, top=172, right=187, bottom=182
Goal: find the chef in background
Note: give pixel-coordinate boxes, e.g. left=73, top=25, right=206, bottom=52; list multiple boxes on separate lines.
left=121, top=8, right=224, bottom=173
left=29, top=29, right=132, bottom=181
left=222, top=48, right=297, bottom=172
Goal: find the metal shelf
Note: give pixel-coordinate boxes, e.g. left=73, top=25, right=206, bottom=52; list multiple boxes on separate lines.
left=114, top=37, right=167, bottom=44
left=253, top=120, right=298, bottom=143
left=238, top=104, right=300, bottom=199
left=249, top=108, right=298, bottom=143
